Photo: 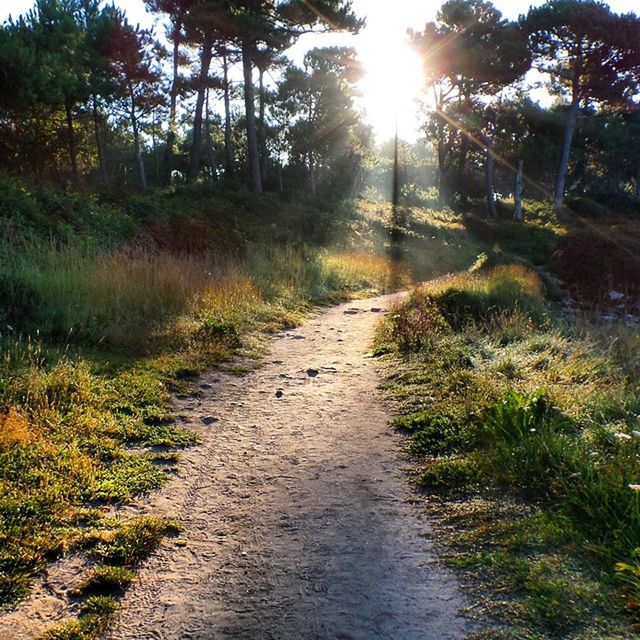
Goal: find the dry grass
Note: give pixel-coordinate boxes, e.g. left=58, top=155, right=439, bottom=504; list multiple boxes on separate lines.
left=0, top=409, right=34, bottom=449
left=0, top=238, right=398, bottom=610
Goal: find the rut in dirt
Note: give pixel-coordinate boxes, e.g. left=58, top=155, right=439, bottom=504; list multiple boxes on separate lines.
left=107, top=294, right=478, bottom=640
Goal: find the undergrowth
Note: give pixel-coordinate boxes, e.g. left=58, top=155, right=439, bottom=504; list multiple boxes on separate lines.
left=377, top=265, right=640, bottom=638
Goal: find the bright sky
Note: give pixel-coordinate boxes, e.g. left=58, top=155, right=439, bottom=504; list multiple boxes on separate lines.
left=1, top=0, right=638, bottom=141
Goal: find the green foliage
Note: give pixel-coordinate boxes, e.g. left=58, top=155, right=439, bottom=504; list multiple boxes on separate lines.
left=379, top=265, right=640, bottom=633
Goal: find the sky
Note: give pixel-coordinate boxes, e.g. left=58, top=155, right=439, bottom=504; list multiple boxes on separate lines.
left=1, top=0, right=638, bottom=141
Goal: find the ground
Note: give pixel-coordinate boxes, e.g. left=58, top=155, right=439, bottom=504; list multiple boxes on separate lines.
left=0, top=293, right=481, bottom=639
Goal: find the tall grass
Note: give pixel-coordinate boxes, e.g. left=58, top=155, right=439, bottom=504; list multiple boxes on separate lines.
left=0, top=238, right=394, bottom=352
left=0, top=231, right=398, bottom=608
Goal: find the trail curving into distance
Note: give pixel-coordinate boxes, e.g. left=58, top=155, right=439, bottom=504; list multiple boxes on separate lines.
left=106, top=294, right=477, bottom=640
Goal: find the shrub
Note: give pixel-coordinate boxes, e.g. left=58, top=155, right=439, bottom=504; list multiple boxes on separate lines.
left=564, top=196, right=609, bottom=219
left=553, top=222, right=640, bottom=300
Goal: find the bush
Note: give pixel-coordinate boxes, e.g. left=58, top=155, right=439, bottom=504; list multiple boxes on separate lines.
left=432, top=266, right=547, bottom=331
left=564, top=196, right=609, bottom=219
left=553, top=222, right=640, bottom=299
left=589, top=190, right=640, bottom=215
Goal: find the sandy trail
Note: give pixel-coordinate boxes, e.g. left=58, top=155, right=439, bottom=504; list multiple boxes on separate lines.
left=104, top=293, right=476, bottom=640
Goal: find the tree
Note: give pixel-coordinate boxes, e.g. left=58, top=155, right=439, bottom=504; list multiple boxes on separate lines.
left=99, top=11, right=165, bottom=190
left=183, top=4, right=217, bottom=184
left=216, top=43, right=240, bottom=178
left=85, top=2, right=126, bottom=184
left=412, top=0, right=530, bottom=210
left=14, top=0, right=93, bottom=184
left=276, top=47, right=368, bottom=197
left=523, top=0, right=640, bottom=212
left=207, top=0, right=362, bottom=193
left=144, top=0, right=195, bottom=186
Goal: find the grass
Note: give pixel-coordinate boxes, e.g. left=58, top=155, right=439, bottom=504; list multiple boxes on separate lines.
left=377, top=265, right=640, bottom=637
left=0, top=182, right=434, bottom=637
left=0, top=242, right=396, bottom=609
left=0, top=181, right=568, bottom=634
left=76, top=566, right=135, bottom=596
left=42, top=595, right=119, bottom=640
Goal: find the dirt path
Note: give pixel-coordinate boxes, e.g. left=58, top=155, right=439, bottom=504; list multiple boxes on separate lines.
left=103, top=293, right=477, bottom=640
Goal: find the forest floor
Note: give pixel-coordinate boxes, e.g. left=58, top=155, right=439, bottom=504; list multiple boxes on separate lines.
left=99, top=293, right=482, bottom=640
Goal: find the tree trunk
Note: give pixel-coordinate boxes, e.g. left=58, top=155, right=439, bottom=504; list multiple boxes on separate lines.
left=242, top=39, right=262, bottom=194
left=258, top=68, right=268, bottom=184
left=130, top=89, right=147, bottom=191
left=457, top=135, right=469, bottom=201
left=65, top=100, right=79, bottom=185
left=636, top=163, right=640, bottom=200
left=392, top=125, right=400, bottom=209
left=187, top=33, right=214, bottom=184
left=222, top=52, right=234, bottom=178
left=163, top=13, right=183, bottom=187
left=92, top=96, right=108, bottom=184
left=514, top=159, right=524, bottom=222
left=436, top=114, right=449, bottom=204
left=485, top=137, right=497, bottom=219
left=205, top=88, right=216, bottom=180
left=152, top=109, right=161, bottom=186
left=437, top=140, right=448, bottom=203
left=308, top=152, right=316, bottom=197
left=555, top=81, right=581, bottom=213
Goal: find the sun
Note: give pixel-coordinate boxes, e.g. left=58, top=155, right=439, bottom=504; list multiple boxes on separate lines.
left=357, top=26, right=429, bottom=142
